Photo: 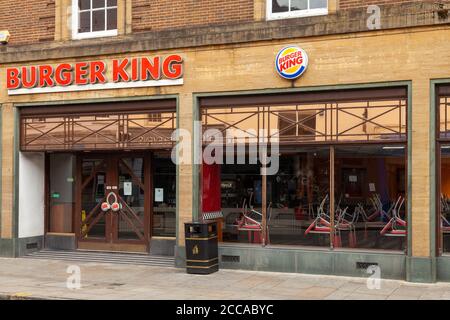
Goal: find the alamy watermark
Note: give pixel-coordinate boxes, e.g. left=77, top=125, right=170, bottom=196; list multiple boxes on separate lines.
left=366, top=265, right=382, bottom=290
left=367, top=5, right=381, bottom=30
left=66, top=265, right=82, bottom=290
left=171, top=121, right=280, bottom=174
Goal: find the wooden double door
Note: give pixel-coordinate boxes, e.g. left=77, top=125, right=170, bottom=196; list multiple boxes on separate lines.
left=75, top=153, right=151, bottom=252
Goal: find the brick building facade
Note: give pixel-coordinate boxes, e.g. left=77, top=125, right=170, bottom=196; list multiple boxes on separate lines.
left=1, top=0, right=449, bottom=45
left=1, top=0, right=450, bottom=283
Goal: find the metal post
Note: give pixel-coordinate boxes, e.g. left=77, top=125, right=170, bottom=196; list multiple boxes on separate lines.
left=330, top=146, right=335, bottom=249
left=261, top=161, right=267, bottom=247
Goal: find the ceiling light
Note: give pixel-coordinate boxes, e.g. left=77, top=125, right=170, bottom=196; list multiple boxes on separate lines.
left=382, top=146, right=405, bottom=150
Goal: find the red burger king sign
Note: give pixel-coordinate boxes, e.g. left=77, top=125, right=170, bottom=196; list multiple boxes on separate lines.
left=6, top=54, right=184, bottom=95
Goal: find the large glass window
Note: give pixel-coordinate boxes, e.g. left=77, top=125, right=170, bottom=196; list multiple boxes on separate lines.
left=438, top=87, right=450, bottom=254
left=333, top=145, right=406, bottom=251
left=72, top=0, right=118, bottom=40
left=207, top=144, right=407, bottom=251
left=221, top=162, right=263, bottom=243
left=267, top=148, right=330, bottom=247
left=268, top=0, right=328, bottom=20
left=201, top=88, right=408, bottom=252
left=440, top=145, right=450, bottom=253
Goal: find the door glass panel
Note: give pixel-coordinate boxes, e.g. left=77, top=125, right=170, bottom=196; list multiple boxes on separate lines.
left=49, top=154, right=75, bottom=233
left=81, top=159, right=107, bottom=239
left=153, top=154, right=176, bottom=237
left=117, top=158, right=145, bottom=241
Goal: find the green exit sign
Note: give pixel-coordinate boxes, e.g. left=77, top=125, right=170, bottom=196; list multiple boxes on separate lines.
left=51, top=192, right=61, bottom=199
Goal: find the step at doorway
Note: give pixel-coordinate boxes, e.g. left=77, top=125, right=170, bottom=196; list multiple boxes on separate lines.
left=24, top=249, right=175, bottom=268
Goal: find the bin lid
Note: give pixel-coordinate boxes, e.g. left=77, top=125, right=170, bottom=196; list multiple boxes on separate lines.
left=185, top=220, right=217, bottom=225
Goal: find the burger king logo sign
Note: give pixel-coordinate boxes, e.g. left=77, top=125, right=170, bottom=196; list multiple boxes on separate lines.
left=275, top=46, right=309, bottom=80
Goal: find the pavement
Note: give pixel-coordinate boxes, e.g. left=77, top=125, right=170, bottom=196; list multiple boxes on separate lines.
left=1, top=257, right=450, bottom=300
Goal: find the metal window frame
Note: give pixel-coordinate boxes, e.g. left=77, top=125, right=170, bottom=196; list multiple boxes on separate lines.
left=267, top=0, right=328, bottom=20
left=435, top=83, right=450, bottom=257
left=72, top=0, right=118, bottom=40
left=194, top=82, right=411, bottom=255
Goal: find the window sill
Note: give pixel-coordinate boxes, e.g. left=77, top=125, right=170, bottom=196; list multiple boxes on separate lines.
left=72, top=30, right=118, bottom=41
left=219, top=242, right=406, bottom=255
left=267, top=9, right=328, bottom=21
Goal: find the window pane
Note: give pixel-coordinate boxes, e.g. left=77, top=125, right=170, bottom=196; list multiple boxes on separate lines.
left=153, top=156, right=176, bottom=237
left=93, top=0, right=106, bottom=9
left=440, top=96, right=450, bottom=139
left=272, top=0, right=289, bottom=13
left=78, top=0, right=90, bottom=10
left=79, top=11, right=91, bottom=33
left=80, top=159, right=107, bottom=239
left=219, top=162, right=263, bottom=244
left=92, top=10, right=106, bottom=32
left=107, top=8, right=117, bottom=30
left=291, top=0, right=308, bottom=11
left=107, top=0, right=117, bottom=7
left=441, top=145, right=450, bottom=252
left=117, top=158, right=145, bottom=241
left=211, top=147, right=332, bottom=247
left=334, top=145, right=406, bottom=251
left=310, top=0, right=328, bottom=9
left=49, top=154, right=75, bottom=233
left=268, top=148, right=330, bottom=247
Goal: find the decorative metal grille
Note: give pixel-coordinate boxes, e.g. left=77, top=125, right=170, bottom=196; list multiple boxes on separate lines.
left=21, top=111, right=176, bottom=151
left=202, top=98, right=407, bottom=145
left=439, top=94, right=450, bottom=140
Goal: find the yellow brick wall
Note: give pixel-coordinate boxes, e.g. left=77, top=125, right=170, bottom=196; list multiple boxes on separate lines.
left=1, top=104, right=15, bottom=239
left=2, top=26, right=450, bottom=257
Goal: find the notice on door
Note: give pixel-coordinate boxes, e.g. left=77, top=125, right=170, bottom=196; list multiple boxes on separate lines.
left=124, top=182, right=133, bottom=196
left=155, top=188, right=164, bottom=202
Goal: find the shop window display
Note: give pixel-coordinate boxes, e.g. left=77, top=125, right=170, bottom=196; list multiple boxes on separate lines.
left=440, top=146, right=450, bottom=253
left=213, top=145, right=406, bottom=251
left=220, top=163, right=263, bottom=243
left=267, top=148, right=330, bottom=247
left=333, top=145, right=406, bottom=251
left=439, top=89, right=450, bottom=254
left=201, top=88, right=408, bottom=251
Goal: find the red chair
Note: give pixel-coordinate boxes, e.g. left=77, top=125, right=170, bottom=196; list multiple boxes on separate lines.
left=441, top=214, right=450, bottom=233
left=335, top=207, right=358, bottom=248
left=380, top=197, right=406, bottom=237
left=305, top=195, right=344, bottom=246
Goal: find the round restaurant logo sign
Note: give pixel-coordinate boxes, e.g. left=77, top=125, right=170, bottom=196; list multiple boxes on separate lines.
left=275, top=46, right=309, bottom=80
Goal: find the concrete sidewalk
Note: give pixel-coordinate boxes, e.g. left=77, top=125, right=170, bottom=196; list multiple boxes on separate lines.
left=1, top=257, right=450, bottom=300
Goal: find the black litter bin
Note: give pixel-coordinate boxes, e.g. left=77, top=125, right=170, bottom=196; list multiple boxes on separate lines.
left=185, top=220, right=219, bottom=274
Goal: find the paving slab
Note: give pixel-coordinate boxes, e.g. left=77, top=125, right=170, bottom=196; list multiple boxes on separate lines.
left=0, top=257, right=450, bottom=300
